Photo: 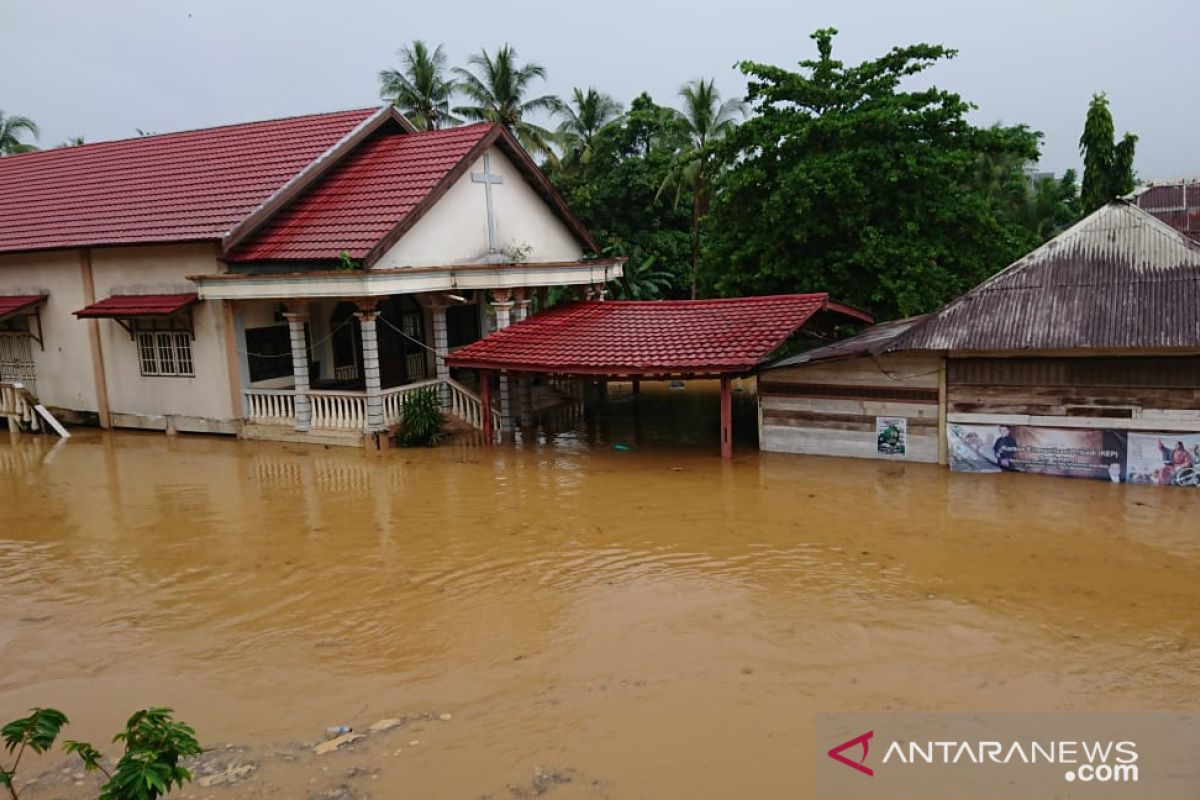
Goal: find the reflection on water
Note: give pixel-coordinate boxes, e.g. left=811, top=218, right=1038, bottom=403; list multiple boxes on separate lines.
left=1, top=383, right=1197, bottom=799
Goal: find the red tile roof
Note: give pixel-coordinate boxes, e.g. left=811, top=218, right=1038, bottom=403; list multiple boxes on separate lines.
left=0, top=295, right=47, bottom=321
left=227, top=123, right=497, bottom=262
left=74, top=293, right=199, bottom=318
left=0, top=108, right=378, bottom=254
left=446, top=295, right=872, bottom=376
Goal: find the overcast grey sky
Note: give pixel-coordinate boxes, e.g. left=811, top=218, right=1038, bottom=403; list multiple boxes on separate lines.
left=2, top=0, right=1196, bottom=180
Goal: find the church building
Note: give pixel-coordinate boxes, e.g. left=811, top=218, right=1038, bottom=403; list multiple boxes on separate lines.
left=0, top=107, right=621, bottom=445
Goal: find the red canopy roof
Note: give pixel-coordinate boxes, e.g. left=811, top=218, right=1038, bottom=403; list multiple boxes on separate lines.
left=0, top=295, right=46, bottom=321
left=0, top=108, right=377, bottom=253
left=446, top=295, right=872, bottom=376
left=228, top=124, right=495, bottom=262
left=74, top=294, right=199, bottom=318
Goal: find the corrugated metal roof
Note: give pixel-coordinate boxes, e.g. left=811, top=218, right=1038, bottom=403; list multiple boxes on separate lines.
left=763, top=315, right=928, bottom=369
left=892, top=202, right=1200, bottom=352
left=1130, top=178, right=1200, bottom=242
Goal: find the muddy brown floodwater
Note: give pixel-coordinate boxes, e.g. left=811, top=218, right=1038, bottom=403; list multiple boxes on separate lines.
left=1, top=385, right=1198, bottom=799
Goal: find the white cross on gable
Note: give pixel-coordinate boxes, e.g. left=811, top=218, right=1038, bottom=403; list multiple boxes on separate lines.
left=471, top=153, right=505, bottom=254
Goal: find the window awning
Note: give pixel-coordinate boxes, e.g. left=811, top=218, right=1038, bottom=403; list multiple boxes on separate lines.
left=73, top=293, right=199, bottom=318
left=0, top=294, right=47, bottom=323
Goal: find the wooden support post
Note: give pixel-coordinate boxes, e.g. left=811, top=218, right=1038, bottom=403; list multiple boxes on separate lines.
left=719, top=376, right=733, bottom=460
left=631, top=377, right=640, bottom=396
left=480, top=370, right=493, bottom=445
left=937, top=359, right=948, bottom=465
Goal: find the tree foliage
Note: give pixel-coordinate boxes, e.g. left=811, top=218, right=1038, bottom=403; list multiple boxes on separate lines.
left=658, top=79, right=745, bottom=298
left=453, top=45, right=562, bottom=160
left=550, top=93, right=696, bottom=298
left=701, top=28, right=1046, bottom=318
left=1079, top=92, right=1137, bottom=213
left=555, top=87, right=622, bottom=167
left=0, top=111, right=39, bottom=156
left=1, top=707, right=199, bottom=800
left=379, top=40, right=459, bottom=130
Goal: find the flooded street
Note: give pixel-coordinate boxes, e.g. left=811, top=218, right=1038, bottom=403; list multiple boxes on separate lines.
left=1, top=386, right=1198, bottom=799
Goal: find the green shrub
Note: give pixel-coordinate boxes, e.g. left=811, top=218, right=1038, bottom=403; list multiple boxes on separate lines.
left=393, top=387, right=447, bottom=447
left=2, top=706, right=200, bottom=800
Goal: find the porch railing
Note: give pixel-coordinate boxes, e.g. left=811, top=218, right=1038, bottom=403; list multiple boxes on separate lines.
left=244, top=388, right=297, bottom=427
left=244, top=378, right=498, bottom=434
left=445, top=377, right=502, bottom=434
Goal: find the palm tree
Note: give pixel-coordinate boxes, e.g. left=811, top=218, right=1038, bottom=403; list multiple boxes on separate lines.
left=658, top=79, right=745, bottom=298
left=379, top=40, right=459, bottom=130
left=555, top=87, right=622, bottom=166
left=453, top=44, right=561, bottom=160
left=0, top=111, right=39, bottom=156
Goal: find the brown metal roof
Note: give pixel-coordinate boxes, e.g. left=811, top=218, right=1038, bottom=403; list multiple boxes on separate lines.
left=763, top=315, right=928, bottom=369
left=891, top=202, right=1200, bottom=352
left=1130, top=178, right=1200, bottom=243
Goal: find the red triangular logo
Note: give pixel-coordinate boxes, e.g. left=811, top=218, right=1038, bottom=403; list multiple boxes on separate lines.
left=827, top=730, right=874, bottom=776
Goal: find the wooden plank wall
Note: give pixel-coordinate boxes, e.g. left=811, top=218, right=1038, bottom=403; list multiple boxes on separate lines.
left=946, top=356, right=1200, bottom=430
left=758, top=353, right=943, bottom=462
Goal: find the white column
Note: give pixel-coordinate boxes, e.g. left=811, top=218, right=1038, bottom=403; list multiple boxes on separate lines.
left=430, top=302, right=450, bottom=408
left=283, top=309, right=311, bottom=432
left=491, top=289, right=514, bottom=434
left=356, top=306, right=386, bottom=432
left=512, top=288, right=531, bottom=323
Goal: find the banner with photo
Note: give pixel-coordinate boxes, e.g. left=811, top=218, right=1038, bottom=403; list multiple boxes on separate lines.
left=947, top=423, right=1127, bottom=482
left=948, top=423, right=1200, bottom=487
left=1126, top=432, right=1200, bottom=487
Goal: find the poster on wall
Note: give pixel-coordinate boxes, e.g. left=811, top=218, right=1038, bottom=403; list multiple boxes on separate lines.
left=876, top=417, right=907, bottom=456
left=1126, top=432, right=1200, bottom=487
left=947, top=423, right=1128, bottom=482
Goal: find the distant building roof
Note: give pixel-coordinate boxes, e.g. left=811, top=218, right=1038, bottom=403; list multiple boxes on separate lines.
left=891, top=201, right=1200, bottom=352
left=0, top=108, right=383, bottom=253
left=764, top=315, right=929, bottom=369
left=446, top=295, right=872, bottom=376
left=1130, top=178, right=1200, bottom=242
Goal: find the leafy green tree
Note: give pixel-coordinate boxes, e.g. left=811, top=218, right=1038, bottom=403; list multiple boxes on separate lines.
left=0, top=111, right=39, bottom=156
left=549, top=93, right=695, bottom=297
left=703, top=28, right=1041, bottom=318
left=453, top=45, right=561, bottom=159
left=1079, top=92, right=1137, bottom=213
left=379, top=41, right=460, bottom=130
left=658, top=79, right=745, bottom=298
left=555, top=87, right=622, bottom=167
left=59, top=136, right=86, bottom=148
left=1020, top=170, right=1081, bottom=240
left=2, top=707, right=199, bottom=800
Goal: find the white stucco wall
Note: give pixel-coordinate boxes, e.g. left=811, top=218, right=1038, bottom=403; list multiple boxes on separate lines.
left=373, top=145, right=584, bottom=268
left=0, top=250, right=99, bottom=412
left=89, top=244, right=234, bottom=427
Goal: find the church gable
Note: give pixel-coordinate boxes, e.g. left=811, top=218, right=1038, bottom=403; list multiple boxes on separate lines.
left=372, top=144, right=585, bottom=269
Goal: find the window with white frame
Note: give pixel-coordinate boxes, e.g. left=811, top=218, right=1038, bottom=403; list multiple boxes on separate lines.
left=134, top=320, right=194, bottom=377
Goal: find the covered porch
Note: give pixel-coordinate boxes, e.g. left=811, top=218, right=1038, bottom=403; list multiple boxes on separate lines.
left=447, top=294, right=873, bottom=458
left=195, top=259, right=621, bottom=445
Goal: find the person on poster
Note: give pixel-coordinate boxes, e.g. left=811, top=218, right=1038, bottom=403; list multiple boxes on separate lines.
left=1157, top=438, right=1195, bottom=485
left=993, top=425, right=1018, bottom=469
